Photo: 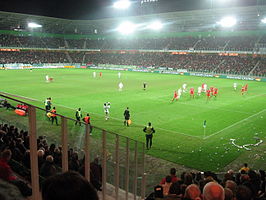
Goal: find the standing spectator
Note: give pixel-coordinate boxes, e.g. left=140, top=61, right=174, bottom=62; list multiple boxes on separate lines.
left=123, top=107, right=130, bottom=126
left=143, top=122, right=155, bottom=150
left=239, top=163, right=250, bottom=173
left=75, top=108, right=82, bottom=126
left=51, top=107, right=58, bottom=125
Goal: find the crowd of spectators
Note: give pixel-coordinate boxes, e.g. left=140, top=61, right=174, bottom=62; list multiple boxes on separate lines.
left=147, top=166, right=266, bottom=200
left=0, top=51, right=68, bottom=64
left=0, top=33, right=263, bottom=51
left=83, top=53, right=265, bottom=76
left=0, top=121, right=102, bottom=198
left=0, top=50, right=265, bottom=76
left=214, top=56, right=259, bottom=75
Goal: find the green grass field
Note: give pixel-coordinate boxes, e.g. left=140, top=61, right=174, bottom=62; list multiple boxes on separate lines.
left=1, top=68, right=265, bottom=171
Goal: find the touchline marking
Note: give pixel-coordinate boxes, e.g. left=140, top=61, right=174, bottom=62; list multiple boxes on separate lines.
left=2, top=92, right=198, bottom=138
left=203, top=109, right=266, bottom=140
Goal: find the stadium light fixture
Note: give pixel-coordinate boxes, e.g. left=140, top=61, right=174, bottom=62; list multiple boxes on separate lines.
left=262, top=18, right=266, bottom=23
left=148, top=21, right=163, bottom=30
left=117, top=21, right=136, bottom=35
left=113, top=0, right=131, bottom=9
left=217, top=16, right=237, bottom=28
left=28, top=22, right=42, bottom=28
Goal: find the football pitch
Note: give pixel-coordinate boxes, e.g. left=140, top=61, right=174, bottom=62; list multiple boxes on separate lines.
left=1, top=68, right=266, bottom=171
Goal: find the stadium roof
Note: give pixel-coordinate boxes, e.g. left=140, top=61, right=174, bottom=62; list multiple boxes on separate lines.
left=0, top=5, right=266, bottom=35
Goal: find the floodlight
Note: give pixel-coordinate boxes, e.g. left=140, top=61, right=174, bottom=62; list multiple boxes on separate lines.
left=262, top=18, right=266, bottom=23
left=28, top=22, right=42, bottom=28
left=218, top=17, right=236, bottom=28
left=148, top=21, right=163, bottom=30
left=117, top=21, right=136, bottom=35
left=113, top=0, right=131, bottom=9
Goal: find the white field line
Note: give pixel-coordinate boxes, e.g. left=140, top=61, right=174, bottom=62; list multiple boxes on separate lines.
left=1, top=92, right=198, bottom=138
left=203, top=109, right=266, bottom=140
left=54, top=103, right=198, bottom=138
left=2, top=91, right=265, bottom=140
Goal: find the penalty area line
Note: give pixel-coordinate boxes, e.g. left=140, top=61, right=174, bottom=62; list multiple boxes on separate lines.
left=203, top=109, right=266, bottom=140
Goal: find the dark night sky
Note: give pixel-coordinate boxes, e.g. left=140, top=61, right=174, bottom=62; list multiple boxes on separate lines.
left=0, top=0, right=261, bottom=20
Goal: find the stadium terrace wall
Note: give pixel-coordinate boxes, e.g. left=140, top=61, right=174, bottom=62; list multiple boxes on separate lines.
left=1, top=29, right=266, bottom=40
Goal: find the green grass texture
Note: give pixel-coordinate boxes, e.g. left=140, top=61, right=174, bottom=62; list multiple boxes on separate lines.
left=1, top=68, right=265, bottom=171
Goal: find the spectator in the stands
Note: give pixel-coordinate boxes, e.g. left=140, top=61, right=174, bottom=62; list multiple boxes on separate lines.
left=40, top=155, right=56, bottom=178
left=203, top=182, right=224, bottom=200
left=42, top=171, right=99, bottom=200
left=224, top=188, right=233, bottom=200
left=0, top=149, right=17, bottom=181
left=0, top=179, right=25, bottom=200
left=235, top=185, right=253, bottom=200
left=37, top=149, right=45, bottom=170
left=184, top=184, right=201, bottom=200
left=160, top=168, right=179, bottom=184
left=225, top=180, right=237, bottom=197
left=22, top=150, right=31, bottom=169
left=162, top=175, right=172, bottom=196
left=69, top=152, right=80, bottom=171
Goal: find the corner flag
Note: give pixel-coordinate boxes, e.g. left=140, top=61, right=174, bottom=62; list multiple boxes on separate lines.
left=203, top=120, right=207, bottom=128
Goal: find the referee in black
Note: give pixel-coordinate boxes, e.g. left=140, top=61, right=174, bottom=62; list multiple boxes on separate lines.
left=123, top=107, right=130, bottom=126
left=143, top=122, right=155, bottom=150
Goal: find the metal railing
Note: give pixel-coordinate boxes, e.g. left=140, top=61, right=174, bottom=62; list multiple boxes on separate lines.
left=0, top=93, right=146, bottom=200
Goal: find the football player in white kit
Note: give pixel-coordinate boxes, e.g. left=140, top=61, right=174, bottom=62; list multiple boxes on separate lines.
left=177, top=88, right=182, bottom=99
left=203, top=84, right=207, bottom=92
left=93, top=71, right=96, bottom=78
left=118, top=82, right=124, bottom=91
left=198, top=86, right=202, bottom=96
left=45, top=75, right=49, bottom=82
left=103, top=102, right=111, bottom=120
left=118, top=72, right=121, bottom=79
left=233, top=83, right=237, bottom=91
left=182, top=83, right=187, bottom=93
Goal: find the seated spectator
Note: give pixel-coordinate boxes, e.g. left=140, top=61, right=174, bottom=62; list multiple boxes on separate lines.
left=225, top=180, right=237, bottom=197
left=168, top=181, right=182, bottom=197
left=160, top=168, right=180, bottom=184
left=0, top=149, right=32, bottom=197
left=203, top=182, right=224, bottom=200
left=40, top=155, right=56, bottom=178
left=162, top=175, right=172, bottom=196
left=183, top=184, right=201, bottom=200
left=41, top=171, right=99, bottom=200
left=0, top=179, right=25, bottom=200
left=235, top=185, right=252, bottom=200
left=224, top=188, right=233, bottom=200
left=0, top=149, right=17, bottom=181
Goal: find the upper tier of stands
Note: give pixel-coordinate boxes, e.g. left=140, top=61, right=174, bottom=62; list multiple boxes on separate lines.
left=1, top=33, right=266, bottom=51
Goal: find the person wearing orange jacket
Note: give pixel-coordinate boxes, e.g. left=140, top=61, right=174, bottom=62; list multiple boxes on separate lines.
left=83, top=113, right=92, bottom=134
left=51, top=107, right=58, bottom=125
